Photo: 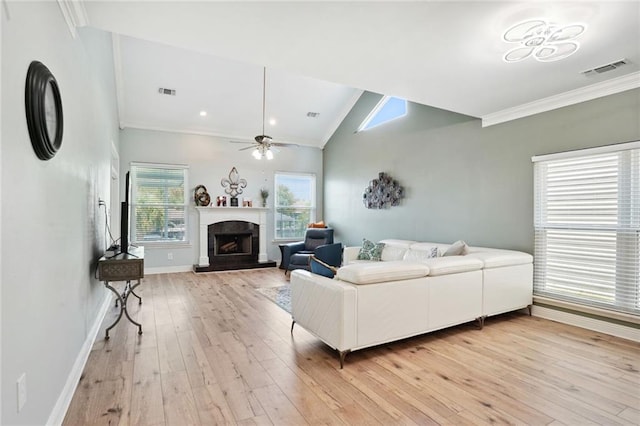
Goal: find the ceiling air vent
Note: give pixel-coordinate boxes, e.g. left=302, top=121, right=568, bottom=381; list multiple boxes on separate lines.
left=307, top=112, right=320, bottom=118
left=582, top=59, right=628, bottom=76
left=158, top=87, right=176, bottom=96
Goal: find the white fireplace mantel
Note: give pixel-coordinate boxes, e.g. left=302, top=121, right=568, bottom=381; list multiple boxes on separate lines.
left=196, top=206, right=269, bottom=267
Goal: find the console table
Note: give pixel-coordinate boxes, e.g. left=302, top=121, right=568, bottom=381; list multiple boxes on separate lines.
left=98, top=246, right=144, bottom=339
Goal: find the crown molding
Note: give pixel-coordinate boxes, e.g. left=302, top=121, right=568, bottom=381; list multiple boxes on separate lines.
left=120, top=122, right=322, bottom=149
left=482, top=71, right=640, bottom=128
left=56, top=0, right=89, bottom=39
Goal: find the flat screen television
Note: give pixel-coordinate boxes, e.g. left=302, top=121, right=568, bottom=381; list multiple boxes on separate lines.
left=120, top=171, right=130, bottom=254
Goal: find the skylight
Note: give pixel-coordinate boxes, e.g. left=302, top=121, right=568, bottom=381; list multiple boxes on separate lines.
left=357, top=96, right=407, bottom=132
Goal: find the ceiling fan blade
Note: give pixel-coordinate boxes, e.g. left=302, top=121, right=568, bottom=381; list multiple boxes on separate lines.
left=271, top=142, right=299, bottom=148
left=238, top=145, right=257, bottom=151
left=230, top=140, right=254, bottom=144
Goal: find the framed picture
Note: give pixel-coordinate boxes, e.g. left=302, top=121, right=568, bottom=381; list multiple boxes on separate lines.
left=25, top=61, right=64, bottom=160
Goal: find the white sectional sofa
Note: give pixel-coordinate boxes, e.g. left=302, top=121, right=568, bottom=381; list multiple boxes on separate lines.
left=290, top=239, right=533, bottom=367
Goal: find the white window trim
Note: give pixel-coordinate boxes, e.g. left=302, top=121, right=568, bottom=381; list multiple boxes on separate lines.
left=532, top=140, right=640, bottom=163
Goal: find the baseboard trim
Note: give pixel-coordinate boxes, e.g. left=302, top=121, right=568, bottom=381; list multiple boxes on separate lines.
left=145, top=265, right=194, bottom=275
left=532, top=305, right=640, bottom=342
left=46, top=291, right=111, bottom=426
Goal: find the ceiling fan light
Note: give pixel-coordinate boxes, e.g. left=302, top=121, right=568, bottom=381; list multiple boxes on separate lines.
left=252, top=149, right=262, bottom=160
left=266, top=149, right=274, bottom=160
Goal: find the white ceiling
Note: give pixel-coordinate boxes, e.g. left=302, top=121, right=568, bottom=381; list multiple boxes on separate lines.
left=75, top=1, right=640, bottom=147
left=116, top=35, right=362, bottom=147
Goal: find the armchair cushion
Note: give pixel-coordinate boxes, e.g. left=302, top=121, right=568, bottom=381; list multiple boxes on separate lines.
left=280, top=241, right=306, bottom=271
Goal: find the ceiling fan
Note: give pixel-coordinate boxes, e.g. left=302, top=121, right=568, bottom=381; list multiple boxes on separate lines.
left=231, top=67, right=298, bottom=159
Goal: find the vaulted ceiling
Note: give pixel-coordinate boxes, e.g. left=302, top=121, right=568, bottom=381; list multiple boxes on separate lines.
left=70, top=1, right=639, bottom=148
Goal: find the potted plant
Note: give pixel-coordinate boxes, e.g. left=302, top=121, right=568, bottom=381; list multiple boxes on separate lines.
left=260, top=187, right=269, bottom=207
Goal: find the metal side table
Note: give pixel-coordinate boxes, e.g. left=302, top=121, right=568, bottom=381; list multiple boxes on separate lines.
left=98, top=246, right=144, bottom=339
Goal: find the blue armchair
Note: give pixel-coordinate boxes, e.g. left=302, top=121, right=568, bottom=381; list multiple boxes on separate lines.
left=281, top=228, right=334, bottom=274
left=310, top=242, right=343, bottom=278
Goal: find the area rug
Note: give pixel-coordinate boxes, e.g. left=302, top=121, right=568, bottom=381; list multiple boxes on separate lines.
left=256, top=285, right=291, bottom=314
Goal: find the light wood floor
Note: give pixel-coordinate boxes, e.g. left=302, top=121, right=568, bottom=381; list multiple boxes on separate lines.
left=63, top=268, right=640, bottom=425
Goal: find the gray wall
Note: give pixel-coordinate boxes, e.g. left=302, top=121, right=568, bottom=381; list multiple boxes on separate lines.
left=1, top=3, right=119, bottom=424
left=118, top=128, right=324, bottom=269
left=324, top=89, right=640, bottom=253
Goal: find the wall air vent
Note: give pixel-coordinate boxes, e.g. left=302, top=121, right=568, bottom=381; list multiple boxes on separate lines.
left=582, top=59, right=628, bottom=76
left=158, top=87, right=176, bottom=96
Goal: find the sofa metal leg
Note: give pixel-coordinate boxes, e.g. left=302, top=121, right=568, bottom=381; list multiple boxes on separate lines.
left=290, top=320, right=296, bottom=334
left=527, top=304, right=532, bottom=316
left=476, top=316, right=486, bottom=330
left=338, top=350, right=351, bottom=369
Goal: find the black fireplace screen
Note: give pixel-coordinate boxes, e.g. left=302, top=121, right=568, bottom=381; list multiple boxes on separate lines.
left=208, top=221, right=259, bottom=266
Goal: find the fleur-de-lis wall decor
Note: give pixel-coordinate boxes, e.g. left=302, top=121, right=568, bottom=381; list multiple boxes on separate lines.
left=221, top=167, right=247, bottom=198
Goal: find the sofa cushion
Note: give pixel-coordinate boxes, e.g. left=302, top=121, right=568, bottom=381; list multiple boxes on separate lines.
left=357, top=239, right=385, bottom=261
left=403, top=246, right=438, bottom=262
left=379, top=239, right=415, bottom=261
left=421, top=256, right=483, bottom=276
left=443, top=240, right=469, bottom=256
left=467, top=250, right=533, bottom=268
left=337, top=261, right=430, bottom=285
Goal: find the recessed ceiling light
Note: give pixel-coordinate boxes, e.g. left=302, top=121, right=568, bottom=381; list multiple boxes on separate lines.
left=199, top=111, right=207, bottom=117
left=502, top=19, right=586, bottom=63
left=269, top=118, right=277, bottom=126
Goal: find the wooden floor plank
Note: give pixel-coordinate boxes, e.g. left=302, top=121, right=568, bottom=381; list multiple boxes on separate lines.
left=63, top=268, right=640, bottom=426
left=160, top=371, right=199, bottom=426
left=129, top=346, right=165, bottom=426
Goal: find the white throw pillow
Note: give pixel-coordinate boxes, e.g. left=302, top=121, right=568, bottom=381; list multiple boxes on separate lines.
left=381, top=245, right=408, bottom=261
left=403, top=246, right=438, bottom=262
left=443, top=240, right=469, bottom=256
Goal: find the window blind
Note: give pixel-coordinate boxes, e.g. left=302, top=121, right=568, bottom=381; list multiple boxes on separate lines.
left=130, top=163, right=189, bottom=243
left=533, top=142, right=640, bottom=315
left=274, top=172, right=316, bottom=239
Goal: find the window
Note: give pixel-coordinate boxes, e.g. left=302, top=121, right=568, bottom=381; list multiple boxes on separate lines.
left=130, top=163, right=189, bottom=244
left=357, top=96, right=407, bottom=132
left=532, top=142, right=640, bottom=316
left=275, top=172, right=316, bottom=239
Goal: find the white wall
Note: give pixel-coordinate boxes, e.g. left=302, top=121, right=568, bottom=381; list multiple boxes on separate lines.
left=1, top=2, right=119, bottom=424
left=119, top=128, right=324, bottom=270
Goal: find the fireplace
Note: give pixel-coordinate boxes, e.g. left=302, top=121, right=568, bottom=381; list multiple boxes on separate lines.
left=208, top=221, right=258, bottom=269
left=194, top=207, right=276, bottom=272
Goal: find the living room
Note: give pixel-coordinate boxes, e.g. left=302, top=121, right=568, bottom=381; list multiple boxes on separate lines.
left=2, top=1, right=639, bottom=425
